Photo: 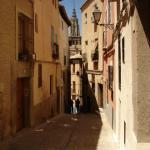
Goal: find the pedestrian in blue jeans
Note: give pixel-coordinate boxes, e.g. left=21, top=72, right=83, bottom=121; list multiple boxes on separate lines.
left=68, top=99, right=73, bottom=113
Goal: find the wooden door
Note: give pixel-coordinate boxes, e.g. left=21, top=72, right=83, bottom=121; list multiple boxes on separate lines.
left=57, top=87, right=60, bottom=113
left=16, top=78, right=24, bottom=131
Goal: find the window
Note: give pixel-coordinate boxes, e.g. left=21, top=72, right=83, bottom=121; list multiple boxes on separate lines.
left=73, top=64, right=75, bottom=73
left=35, top=13, right=38, bottom=33
left=124, top=121, right=126, bottom=145
left=61, top=21, right=63, bottom=30
left=108, top=66, right=113, bottom=90
left=38, top=64, right=42, bottom=88
left=108, top=2, right=112, bottom=24
left=69, top=40, right=71, bottom=46
left=55, top=34, right=58, bottom=44
left=122, top=37, right=125, bottom=63
left=93, top=62, right=98, bottom=70
left=18, top=13, right=33, bottom=53
left=51, top=25, right=54, bottom=51
left=85, top=13, right=87, bottom=24
left=103, top=32, right=105, bottom=47
left=73, top=81, right=76, bottom=93
left=118, top=35, right=121, bottom=90
left=85, top=40, right=88, bottom=45
left=117, top=0, right=120, bottom=20
left=50, top=75, right=53, bottom=95
left=64, top=56, right=66, bottom=65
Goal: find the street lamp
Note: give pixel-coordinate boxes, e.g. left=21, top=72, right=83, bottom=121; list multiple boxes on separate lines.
left=92, top=7, right=114, bottom=30
left=92, top=7, right=102, bottom=24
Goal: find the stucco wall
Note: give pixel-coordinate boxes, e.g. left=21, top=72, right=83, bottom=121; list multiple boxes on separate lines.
left=81, top=0, right=103, bottom=107
left=133, top=8, right=150, bottom=143
left=115, top=3, right=150, bottom=150
left=0, top=0, right=14, bottom=137
left=0, top=0, right=33, bottom=138
left=32, top=0, right=63, bottom=126
left=59, top=13, right=70, bottom=112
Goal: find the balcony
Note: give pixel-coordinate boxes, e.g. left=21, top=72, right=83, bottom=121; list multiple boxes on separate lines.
left=52, top=43, right=59, bottom=59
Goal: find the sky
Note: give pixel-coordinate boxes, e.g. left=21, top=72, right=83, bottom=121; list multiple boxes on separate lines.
left=60, top=0, right=84, bottom=30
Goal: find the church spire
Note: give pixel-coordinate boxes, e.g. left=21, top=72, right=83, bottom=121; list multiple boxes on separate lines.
left=70, top=1, right=80, bottom=37
left=72, top=0, right=76, bottom=18
left=69, top=0, right=81, bottom=53
left=72, top=8, right=77, bottom=18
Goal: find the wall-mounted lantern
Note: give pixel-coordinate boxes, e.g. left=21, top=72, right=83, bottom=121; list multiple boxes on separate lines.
left=92, top=7, right=114, bottom=30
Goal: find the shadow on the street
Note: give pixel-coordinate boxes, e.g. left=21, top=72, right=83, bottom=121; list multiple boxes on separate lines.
left=62, top=113, right=103, bottom=150
left=0, top=112, right=103, bottom=150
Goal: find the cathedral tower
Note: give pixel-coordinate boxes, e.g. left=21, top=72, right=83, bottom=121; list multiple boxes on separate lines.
left=69, top=7, right=81, bottom=52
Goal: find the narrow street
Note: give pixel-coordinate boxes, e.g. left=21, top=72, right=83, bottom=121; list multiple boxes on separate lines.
left=0, top=112, right=118, bottom=150
left=0, top=0, right=150, bottom=149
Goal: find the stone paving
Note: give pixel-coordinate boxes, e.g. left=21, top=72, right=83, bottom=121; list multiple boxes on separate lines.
left=0, top=112, right=119, bottom=150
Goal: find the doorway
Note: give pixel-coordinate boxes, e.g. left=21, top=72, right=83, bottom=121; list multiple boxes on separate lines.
left=98, top=84, right=103, bottom=108
left=16, top=78, right=30, bottom=132
left=56, top=87, right=60, bottom=113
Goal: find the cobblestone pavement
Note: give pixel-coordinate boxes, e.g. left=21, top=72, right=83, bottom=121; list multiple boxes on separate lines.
left=0, top=112, right=119, bottom=150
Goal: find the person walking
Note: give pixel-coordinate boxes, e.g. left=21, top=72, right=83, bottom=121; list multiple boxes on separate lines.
left=69, top=99, right=73, bottom=114
left=73, top=100, right=77, bottom=114
left=75, top=98, right=80, bottom=113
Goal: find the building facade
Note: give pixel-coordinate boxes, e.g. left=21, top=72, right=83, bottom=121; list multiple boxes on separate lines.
left=102, top=0, right=116, bottom=135
left=0, top=0, right=34, bottom=139
left=33, top=0, right=63, bottom=126
left=113, top=0, right=150, bottom=150
left=59, top=4, right=71, bottom=113
left=0, top=0, right=69, bottom=140
left=81, top=0, right=150, bottom=149
left=81, top=0, right=103, bottom=109
left=99, top=0, right=150, bottom=150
